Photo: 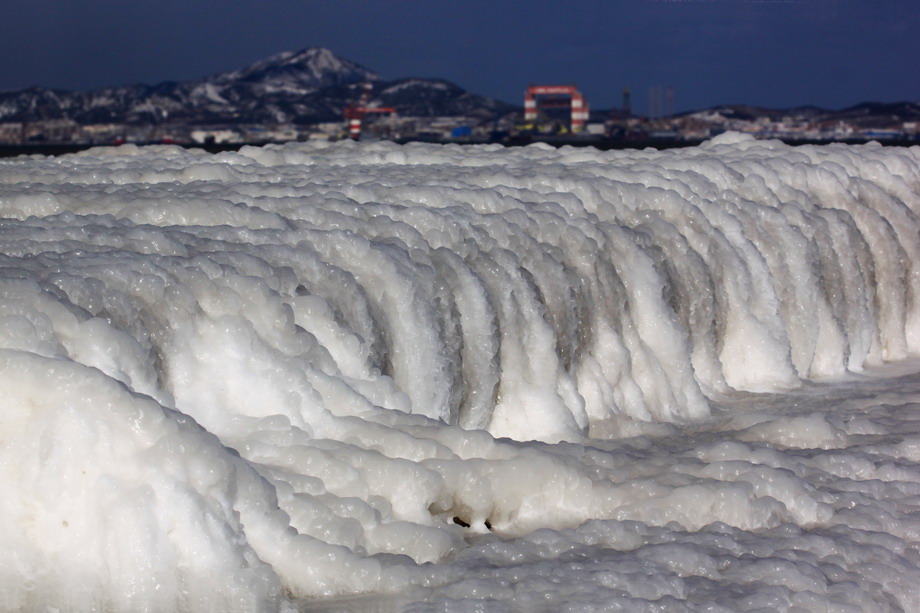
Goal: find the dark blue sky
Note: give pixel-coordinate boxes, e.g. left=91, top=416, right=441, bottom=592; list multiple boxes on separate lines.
left=3, top=0, right=917, bottom=113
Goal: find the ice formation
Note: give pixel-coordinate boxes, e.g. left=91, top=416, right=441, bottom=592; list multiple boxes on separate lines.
left=1, top=134, right=920, bottom=611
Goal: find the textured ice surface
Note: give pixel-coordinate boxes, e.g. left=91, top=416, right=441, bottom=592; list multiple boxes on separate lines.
left=1, top=135, right=919, bottom=611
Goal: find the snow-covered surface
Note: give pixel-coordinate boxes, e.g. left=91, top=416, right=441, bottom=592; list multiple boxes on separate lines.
left=210, top=48, right=376, bottom=98
left=1, top=135, right=920, bottom=611
left=382, top=79, right=452, bottom=95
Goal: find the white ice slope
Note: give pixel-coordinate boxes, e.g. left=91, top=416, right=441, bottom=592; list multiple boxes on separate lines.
left=0, top=134, right=919, bottom=611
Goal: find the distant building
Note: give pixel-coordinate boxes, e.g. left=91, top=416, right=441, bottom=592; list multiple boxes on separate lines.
left=0, top=123, right=23, bottom=144
left=78, top=124, right=125, bottom=144
left=22, top=119, right=78, bottom=143
left=190, top=129, right=242, bottom=145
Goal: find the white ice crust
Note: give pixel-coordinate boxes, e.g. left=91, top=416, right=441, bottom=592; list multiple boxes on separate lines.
left=1, top=136, right=920, bottom=611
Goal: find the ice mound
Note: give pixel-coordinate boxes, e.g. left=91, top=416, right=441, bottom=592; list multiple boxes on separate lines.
left=0, top=135, right=919, bottom=611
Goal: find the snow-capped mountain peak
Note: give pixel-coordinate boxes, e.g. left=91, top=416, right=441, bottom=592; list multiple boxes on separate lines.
left=210, top=47, right=377, bottom=93
left=0, top=48, right=513, bottom=127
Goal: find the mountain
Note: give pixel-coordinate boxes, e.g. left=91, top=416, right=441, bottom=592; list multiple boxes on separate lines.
left=375, top=78, right=514, bottom=118
left=682, top=101, right=920, bottom=129
left=0, top=48, right=515, bottom=126
left=207, top=48, right=377, bottom=94
left=828, top=101, right=920, bottom=128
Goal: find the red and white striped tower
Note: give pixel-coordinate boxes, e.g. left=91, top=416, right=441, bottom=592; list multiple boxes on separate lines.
left=344, top=82, right=374, bottom=140
left=524, top=89, right=538, bottom=123
left=571, top=92, right=589, bottom=132
left=348, top=117, right=362, bottom=140
left=344, top=106, right=363, bottom=140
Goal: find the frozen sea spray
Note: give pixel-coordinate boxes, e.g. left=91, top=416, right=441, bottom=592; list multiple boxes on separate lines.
left=0, top=136, right=919, bottom=611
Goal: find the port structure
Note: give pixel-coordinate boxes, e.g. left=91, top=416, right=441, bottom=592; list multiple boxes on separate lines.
left=344, top=83, right=396, bottom=140
left=524, top=85, right=589, bottom=133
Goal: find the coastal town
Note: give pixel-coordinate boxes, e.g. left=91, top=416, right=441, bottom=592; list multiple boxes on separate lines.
left=1, top=48, right=917, bottom=149
left=2, top=98, right=918, bottom=151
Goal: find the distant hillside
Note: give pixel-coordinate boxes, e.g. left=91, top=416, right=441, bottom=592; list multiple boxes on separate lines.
left=681, top=101, right=920, bottom=129
left=0, top=48, right=516, bottom=126
left=829, top=101, right=920, bottom=128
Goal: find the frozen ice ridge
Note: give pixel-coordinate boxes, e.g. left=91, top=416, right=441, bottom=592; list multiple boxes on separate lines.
left=0, top=135, right=919, bottom=611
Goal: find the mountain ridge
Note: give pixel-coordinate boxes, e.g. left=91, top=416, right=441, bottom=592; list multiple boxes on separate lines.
left=0, top=47, right=514, bottom=126
left=682, top=100, right=920, bottom=128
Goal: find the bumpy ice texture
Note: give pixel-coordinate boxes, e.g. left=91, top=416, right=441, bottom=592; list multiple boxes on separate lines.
left=1, top=135, right=920, bottom=611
